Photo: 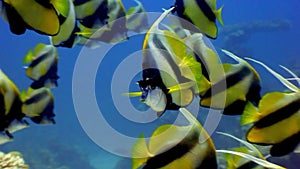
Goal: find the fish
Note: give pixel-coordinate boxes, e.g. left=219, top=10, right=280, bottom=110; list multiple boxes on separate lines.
left=224, top=147, right=272, bottom=169
left=125, top=0, right=148, bottom=33
left=74, top=0, right=108, bottom=22
left=172, top=0, right=224, bottom=39
left=50, top=0, right=77, bottom=48
left=0, top=70, right=24, bottom=130
left=6, top=119, right=29, bottom=134
left=216, top=132, right=286, bottom=169
left=199, top=50, right=261, bottom=115
left=1, top=0, right=69, bottom=35
left=0, top=70, right=27, bottom=144
left=21, top=87, right=55, bottom=125
left=131, top=108, right=217, bottom=169
left=240, top=58, right=300, bottom=157
left=23, top=43, right=59, bottom=89
left=183, top=32, right=223, bottom=82
left=75, top=0, right=128, bottom=44
left=135, top=7, right=212, bottom=116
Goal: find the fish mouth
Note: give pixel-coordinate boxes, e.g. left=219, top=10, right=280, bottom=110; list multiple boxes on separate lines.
left=140, top=90, right=149, bottom=101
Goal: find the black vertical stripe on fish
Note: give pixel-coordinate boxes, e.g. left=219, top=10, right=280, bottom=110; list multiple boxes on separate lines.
left=58, top=14, right=67, bottom=25
left=9, top=99, right=24, bottom=121
left=202, top=65, right=251, bottom=98
left=3, top=98, right=24, bottom=130
left=79, top=1, right=109, bottom=28
left=35, top=0, right=53, bottom=9
left=195, top=0, right=216, bottom=22
left=173, top=0, right=184, bottom=17
left=73, top=0, right=92, bottom=6
left=195, top=153, right=218, bottom=169
left=255, top=98, right=300, bottom=129
left=174, top=0, right=216, bottom=22
left=270, top=132, right=300, bottom=156
left=0, top=94, right=6, bottom=131
left=55, top=25, right=80, bottom=48
left=246, top=81, right=261, bottom=106
left=4, top=3, right=26, bottom=35
left=222, top=100, right=247, bottom=115
left=24, top=91, right=49, bottom=105
left=30, top=63, right=59, bottom=89
left=143, top=130, right=199, bottom=168
left=29, top=52, right=53, bottom=68
left=192, top=50, right=210, bottom=80
left=151, top=34, right=189, bottom=83
left=30, top=102, right=55, bottom=124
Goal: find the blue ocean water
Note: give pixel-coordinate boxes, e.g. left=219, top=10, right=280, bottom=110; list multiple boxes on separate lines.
left=0, top=0, right=300, bottom=168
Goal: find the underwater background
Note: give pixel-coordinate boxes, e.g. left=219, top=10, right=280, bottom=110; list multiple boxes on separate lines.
left=1, top=0, right=300, bottom=168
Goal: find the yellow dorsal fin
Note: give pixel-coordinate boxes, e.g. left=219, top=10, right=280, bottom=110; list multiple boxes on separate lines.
left=23, top=50, right=34, bottom=64
left=260, top=92, right=298, bottom=114
left=33, top=43, right=47, bottom=56
left=214, top=5, right=224, bottom=25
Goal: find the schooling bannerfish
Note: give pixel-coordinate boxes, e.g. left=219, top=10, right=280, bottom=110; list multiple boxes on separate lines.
left=125, top=0, right=148, bottom=33
left=50, top=0, right=77, bottom=48
left=0, top=0, right=69, bottom=35
left=21, top=87, right=55, bottom=125
left=132, top=108, right=217, bottom=169
left=138, top=7, right=211, bottom=116
left=173, top=0, right=224, bottom=39
left=0, top=70, right=26, bottom=144
left=75, top=0, right=128, bottom=44
left=241, top=58, right=300, bottom=157
left=200, top=50, right=261, bottom=115
left=23, top=43, right=59, bottom=89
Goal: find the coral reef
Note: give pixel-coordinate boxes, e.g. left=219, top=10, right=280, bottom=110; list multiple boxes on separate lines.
left=0, top=151, right=28, bottom=169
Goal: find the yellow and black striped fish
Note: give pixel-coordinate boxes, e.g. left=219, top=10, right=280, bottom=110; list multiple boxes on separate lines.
left=241, top=58, right=300, bottom=157
left=23, top=43, right=59, bottom=89
left=138, top=8, right=212, bottom=116
left=125, top=0, right=148, bottom=33
left=173, top=0, right=224, bottom=39
left=21, top=87, right=55, bottom=125
left=200, top=50, right=261, bottom=115
left=50, top=0, right=77, bottom=48
left=132, top=108, right=217, bottom=169
left=0, top=70, right=26, bottom=144
left=75, top=0, right=128, bottom=44
left=1, top=0, right=69, bottom=35
left=217, top=132, right=285, bottom=169
left=126, top=8, right=221, bottom=116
